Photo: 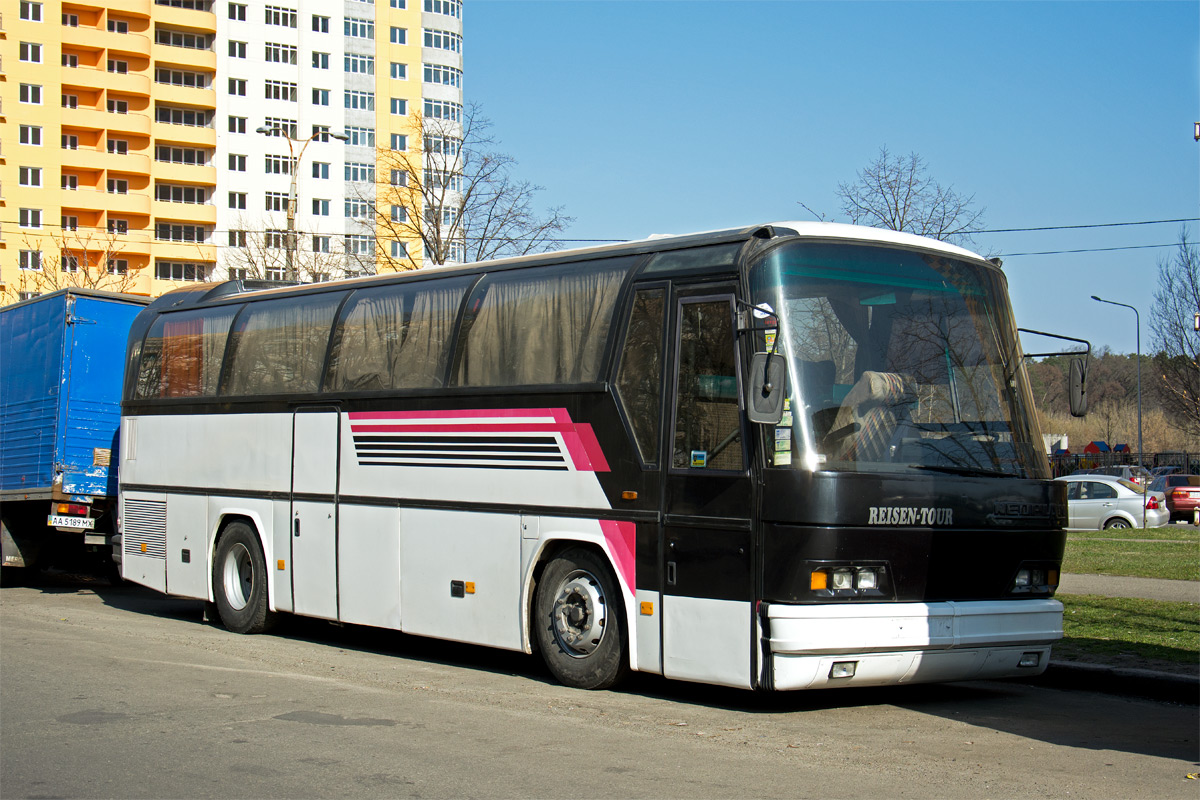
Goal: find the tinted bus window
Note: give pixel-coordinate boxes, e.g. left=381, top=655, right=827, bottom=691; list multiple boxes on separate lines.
left=454, top=259, right=633, bottom=387
left=615, top=287, right=665, bottom=464
left=135, top=306, right=239, bottom=399
left=326, top=277, right=471, bottom=391
left=224, top=293, right=344, bottom=395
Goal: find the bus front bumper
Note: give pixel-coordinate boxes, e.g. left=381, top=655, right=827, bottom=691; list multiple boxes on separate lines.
left=766, top=599, right=1063, bottom=690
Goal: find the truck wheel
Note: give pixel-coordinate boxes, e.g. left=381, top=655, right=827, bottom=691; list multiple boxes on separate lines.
left=212, top=521, right=277, bottom=634
left=534, top=547, right=628, bottom=690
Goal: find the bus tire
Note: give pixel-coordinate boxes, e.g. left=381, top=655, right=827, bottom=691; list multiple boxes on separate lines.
left=212, top=521, right=277, bottom=635
left=534, top=547, right=628, bottom=690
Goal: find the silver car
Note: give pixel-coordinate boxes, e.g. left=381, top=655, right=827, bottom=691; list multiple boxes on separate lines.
left=1055, top=475, right=1169, bottom=530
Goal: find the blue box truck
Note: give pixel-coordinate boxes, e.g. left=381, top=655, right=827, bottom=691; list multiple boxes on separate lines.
left=1, top=289, right=149, bottom=578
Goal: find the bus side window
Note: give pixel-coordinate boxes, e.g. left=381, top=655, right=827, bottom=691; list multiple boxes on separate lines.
left=224, top=293, right=344, bottom=396
left=614, top=287, right=665, bottom=465
left=135, top=306, right=238, bottom=399
left=325, top=277, right=471, bottom=391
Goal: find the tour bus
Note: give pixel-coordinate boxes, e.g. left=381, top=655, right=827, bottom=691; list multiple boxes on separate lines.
left=118, top=222, right=1068, bottom=691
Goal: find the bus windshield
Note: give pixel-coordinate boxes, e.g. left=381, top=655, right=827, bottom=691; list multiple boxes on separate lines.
left=748, top=240, right=1049, bottom=479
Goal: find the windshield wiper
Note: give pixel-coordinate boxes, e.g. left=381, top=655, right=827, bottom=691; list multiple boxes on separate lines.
left=906, top=464, right=1020, bottom=479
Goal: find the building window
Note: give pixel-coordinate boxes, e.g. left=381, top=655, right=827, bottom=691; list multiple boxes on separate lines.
left=228, top=3, right=246, bottom=20
left=107, top=19, right=129, bottom=33
left=107, top=139, right=128, bottom=154
left=263, top=117, right=297, bottom=138
left=229, top=154, right=246, bottom=171
left=312, top=88, right=330, bottom=106
left=229, top=40, right=247, bottom=58
left=108, top=259, right=128, bottom=275
left=425, top=134, right=461, bottom=155
left=20, top=2, right=43, bottom=22
left=108, top=99, right=129, bottom=114
left=390, top=134, right=407, bottom=151
left=62, top=93, right=79, bottom=108
left=20, top=125, right=43, bottom=146
left=423, top=28, right=462, bottom=53
left=390, top=98, right=406, bottom=115
left=345, top=199, right=375, bottom=219
left=229, top=192, right=247, bottom=209
left=154, top=30, right=211, bottom=49
left=424, top=0, right=461, bottom=18
left=229, top=116, right=247, bottom=133
left=390, top=62, right=407, bottom=80
left=344, top=90, right=375, bottom=111
left=156, top=146, right=208, bottom=164
left=390, top=205, right=407, bottom=222
left=265, top=192, right=289, bottom=211
left=19, top=84, right=43, bottom=104
left=62, top=175, right=78, bottom=190
left=312, top=52, right=329, bottom=69
left=312, top=161, right=329, bottom=179
left=155, top=224, right=209, bottom=243
left=19, top=251, right=43, bottom=271
left=19, top=209, right=43, bottom=228
left=389, top=27, right=406, bottom=45
left=345, top=54, right=374, bottom=75
left=62, top=215, right=79, bottom=229
left=229, top=230, right=247, bottom=248
left=155, top=261, right=211, bottom=281
left=265, top=42, right=297, bottom=64
left=61, top=255, right=81, bottom=273
left=391, top=241, right=407, bottom=259
left=19, top=42, right=43, bottom=63
left=345, top=17, right=373, bottom=38
left=424, top=63, right=462, bottom=88
left=62, top=135, right=79, bottom=150
left=107, top=179, right=129, bottom=194
left=312, top=235, right=332, bottom=253
left=345, top=162, right=375, bottom=182
left=345, top=126, right=375, bottom=147
left=62, top=53, right=79, bottom=67
left=265, top=5, right=297, bottom=27
left=18, top=167, right=42, bottom=187
left=157, top=106, right=211, bottom=127
left=424, top=99, right=461, bottom=121
left=391, top=0, right=406, bottom=7
left=389, top=169, right=407, bottom=187
left=229, top=78, right=246, bottom=96
left=265, top=154, right=294, bottom=174
left=312, top=15, right=329, bottom=32
left=108, top=59, right=129, bottom=73
left=265, top=80, right=298, bottom=102
left=344, top=234, right=374, bottom=255
left=156, top=185, right=209, bottom=205
left=108, top=219, right=129, bottom=234
left=311, top=125, right=330, bottom=142
left=157, top=69, right=208, bottom=88
left=264, top=230, right=287, bottom=248
left=312, top=199, right=330, bottom=216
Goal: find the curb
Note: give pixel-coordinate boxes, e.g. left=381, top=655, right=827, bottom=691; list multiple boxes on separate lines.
left=1019, top=660, right=1199, bottom=705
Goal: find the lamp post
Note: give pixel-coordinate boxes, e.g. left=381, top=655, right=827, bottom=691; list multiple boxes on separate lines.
left=255, top=125, right=349, bottom=282
left=1092, top=294, right=1144, bottom=526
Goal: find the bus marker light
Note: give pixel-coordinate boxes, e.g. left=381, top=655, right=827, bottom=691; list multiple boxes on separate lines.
left=829, top=661, right=857, bottom=679
left=465, top=581, right=476, bottom=594
left=140, top=543, right=147, bottom=553
left=640, top=601, right=654, bottom=615
left=621, top=491, right=638, bottom=501
left=1048, top=569, right=1059, bottom=586
left=810, top=570, right=828, bottom=590
left=1018, top=652, right=1041, bottom=668
left=278, top=560, right=286, bottom=571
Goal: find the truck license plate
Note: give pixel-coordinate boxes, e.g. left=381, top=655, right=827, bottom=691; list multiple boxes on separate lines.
left=48, top=515, right=95, bottom=530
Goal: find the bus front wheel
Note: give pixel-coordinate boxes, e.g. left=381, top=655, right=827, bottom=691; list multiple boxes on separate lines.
left=212, top=521, right=277, bottom=635
left=534, top=547, right=628, bottom=690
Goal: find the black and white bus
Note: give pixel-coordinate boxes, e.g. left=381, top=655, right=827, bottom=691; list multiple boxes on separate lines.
left=118, top=222, right=1066, bottom=691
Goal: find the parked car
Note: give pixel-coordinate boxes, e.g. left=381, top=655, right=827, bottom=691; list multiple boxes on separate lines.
left=1055, top=475, right=1168, bottom=530
left=1069, top=464, right=1153, bottom=485
left=1147, top=474, right=1200, bottom=523
left=1150, top=465, right=1182, bottom=478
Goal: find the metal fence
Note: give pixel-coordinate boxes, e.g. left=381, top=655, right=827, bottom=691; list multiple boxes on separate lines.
left=1048, top=451, right=1199, bottom=478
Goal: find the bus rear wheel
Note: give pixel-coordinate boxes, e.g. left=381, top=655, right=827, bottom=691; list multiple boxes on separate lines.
left=534, top=547, right=628, bottom=690
left=212, top=521, right=277, bottom=635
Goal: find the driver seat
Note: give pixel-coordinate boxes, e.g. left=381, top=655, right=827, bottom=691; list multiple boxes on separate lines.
left=823, top=371, right=917, bottom=462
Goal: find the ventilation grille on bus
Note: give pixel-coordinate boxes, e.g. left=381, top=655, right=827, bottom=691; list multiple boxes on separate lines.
left=123, top=499, right=167, bottom=560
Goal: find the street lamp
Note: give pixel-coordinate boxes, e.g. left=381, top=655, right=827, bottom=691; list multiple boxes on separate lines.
left=1092, top=294, right=1144, bottom=526
left=255, top=125, right=349, bottom=282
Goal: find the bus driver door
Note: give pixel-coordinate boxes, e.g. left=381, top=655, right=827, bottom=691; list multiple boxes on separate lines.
left=290, top=406, right=340, bottom=620
left=661, top=290, right=756, bottom=689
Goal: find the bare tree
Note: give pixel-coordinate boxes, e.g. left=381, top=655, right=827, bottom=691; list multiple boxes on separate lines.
left=373, top=104, right=572, bottom=270
left=1149, top=229, right=1200, bottom=436
left=13, top=228, right=141, bottom=298
left=221, top=216, right=373, bottom=283
left=835, top=147, right=986, bottom=247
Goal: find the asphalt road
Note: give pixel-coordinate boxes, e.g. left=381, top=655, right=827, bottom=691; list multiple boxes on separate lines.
left=2, top=573, right=1197, bottom=799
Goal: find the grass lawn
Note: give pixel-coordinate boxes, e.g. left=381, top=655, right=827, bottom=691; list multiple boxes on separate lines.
left=1062, top=525, right=1200, bottom=581
left=1055, top=593, right=1199, bottom=672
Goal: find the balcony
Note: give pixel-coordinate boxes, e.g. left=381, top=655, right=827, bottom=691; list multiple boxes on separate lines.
left=151, top=4, right=216, bottom=31
left=151, top=200, right=216, bottom=224
left=61, top=29, right=152, bottom=59
left=61, top=148, right=151, bottom=175
left=61, top=107, right=152, bottom=136
left=150, top=42, right=216, bottom=71
left=63, top=188, right=151, bottom=215
left=62, top=67, right=152, bottom=96
left=151, top=82, right=214, bottom=109
left=89, top=0, right=153, bottom=18
left=150, top=239, right=215, bottom=262
left=151, top=160, right=216, bottom=185
left=151, top=121, right=215, bottom=147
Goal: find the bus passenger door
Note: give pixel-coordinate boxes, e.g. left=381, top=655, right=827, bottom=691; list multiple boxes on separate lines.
left=291, top=407, right=340, bottom=621
left=661, top=291, right=756, bottom=689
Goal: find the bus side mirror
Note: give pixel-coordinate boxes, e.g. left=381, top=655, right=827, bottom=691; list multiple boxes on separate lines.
left=1069, top=357, right=1087, bottom=417
left=746, top=352, right=787, bottom=425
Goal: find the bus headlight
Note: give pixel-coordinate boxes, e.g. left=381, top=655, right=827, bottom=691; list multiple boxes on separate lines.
left=1010, top=563, right=1060, bottom=596
left=808, top=562, right=891, bottom=599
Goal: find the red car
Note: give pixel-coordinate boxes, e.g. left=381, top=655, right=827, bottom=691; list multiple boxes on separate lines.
left=1148, top=474, right=1200, bottom=523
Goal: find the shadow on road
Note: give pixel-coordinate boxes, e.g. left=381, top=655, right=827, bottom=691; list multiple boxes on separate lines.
left=10, top=571, right=1197, bottom=765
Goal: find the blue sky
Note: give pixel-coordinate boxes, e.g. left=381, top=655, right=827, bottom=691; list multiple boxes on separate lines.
left=464, top=0, right=1197, bottom=356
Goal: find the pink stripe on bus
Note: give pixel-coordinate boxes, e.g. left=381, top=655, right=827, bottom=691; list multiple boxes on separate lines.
left=599, top=520, right=636, bottom=596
